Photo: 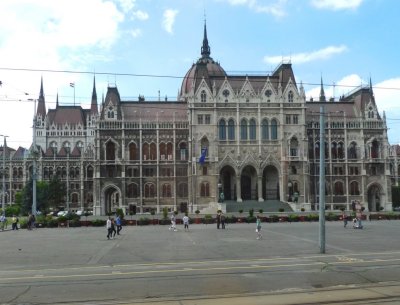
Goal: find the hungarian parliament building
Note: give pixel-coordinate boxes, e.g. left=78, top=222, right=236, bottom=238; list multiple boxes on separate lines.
left=1, top=25, right=399, bottom=215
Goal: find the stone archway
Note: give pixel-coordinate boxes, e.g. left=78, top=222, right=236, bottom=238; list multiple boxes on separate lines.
left=103, top=185, right=121, bottom=214
left=220, top=165, right=236, bottom=201
left=262, top=165, right=280, bottom=200
left=241, top=165, right=257, bottom=200
left=367, top=184, right=383, bottom=212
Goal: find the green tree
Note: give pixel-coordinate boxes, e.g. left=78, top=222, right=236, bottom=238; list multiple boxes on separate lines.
left=47, top=176, right=67, bottom=211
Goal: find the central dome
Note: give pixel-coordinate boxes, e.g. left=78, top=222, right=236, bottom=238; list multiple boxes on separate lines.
left=180, top=23, right=227, bottom=96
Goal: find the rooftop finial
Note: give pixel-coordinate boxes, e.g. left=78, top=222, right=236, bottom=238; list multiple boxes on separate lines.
left=201, top=19, right=210, bottom=58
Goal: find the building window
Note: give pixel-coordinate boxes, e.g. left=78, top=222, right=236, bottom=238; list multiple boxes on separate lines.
left=334, top=181, right=344, bottom=195
left=200, top=182, right=210, bottom=197
left=249, top=118, right=256, bottom=140
left=107, top=106, right=115, bottom=119
left=288, top=91, right=294, bottom=103
left=179, top=142, right=187, bottom=161
left=261, top=119, right=269, bottom=140
left=293, top=115, right=299, bottom=124
left=205, top=115, right=211, bottom=125
left=127, top=183, right=139, bottom=198
left=162, top=184, right=172, bottom=197
left=144, top=183, right=156, bottom=198
left=177, top=183, right=188, bottom=197
left=219, top=119, right=226, bottom=140
left=129, top=143, right=137, bottom=160
left=286, top=115, right=291, bottom=124
left=349, top=142, right=357, bottom=159
left=271, top=119, right=278, bottom=140
left=201, top=90, right=207, bottom=103
left=106, top=141, right=116, bottom=161
left=202, top=166, right=207, bottom=175
left=240, top=118, right=248, bottom=140
left=197, top=115, right=203, bottom=125
left=350, top=181, right=360, bottom=195
left=228, top=119, right=235, bottom=140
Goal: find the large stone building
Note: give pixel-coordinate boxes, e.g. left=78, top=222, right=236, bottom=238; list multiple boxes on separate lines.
left=0, top=24, right=396, bottom=215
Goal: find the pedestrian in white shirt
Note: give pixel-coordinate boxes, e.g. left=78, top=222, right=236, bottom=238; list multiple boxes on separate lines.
left=183, top=214, right=190, bottom=231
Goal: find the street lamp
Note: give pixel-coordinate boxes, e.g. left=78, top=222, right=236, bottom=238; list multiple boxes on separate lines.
left=28, top=99, right=37, bottom=216
left=0, top=134, right=9, bottom=212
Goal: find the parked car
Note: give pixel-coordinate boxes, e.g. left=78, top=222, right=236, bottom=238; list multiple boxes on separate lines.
left=57, top=210, right=68, bottom=217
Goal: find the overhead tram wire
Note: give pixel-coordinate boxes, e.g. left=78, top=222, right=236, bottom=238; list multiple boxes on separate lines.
left=1, top=67, right=400, bottom=92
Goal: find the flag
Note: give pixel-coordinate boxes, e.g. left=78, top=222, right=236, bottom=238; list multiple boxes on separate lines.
left=70, top=82, right=75, bottom=88
left=199, top=147, right=207, bottom=165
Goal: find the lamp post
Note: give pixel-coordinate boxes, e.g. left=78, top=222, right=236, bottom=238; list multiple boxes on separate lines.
left=28, top=99, right=37, bottom=216
left=0, top=134, right=9, bottom=212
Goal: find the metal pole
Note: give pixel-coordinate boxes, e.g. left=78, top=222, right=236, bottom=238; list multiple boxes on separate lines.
left=319, top=105, right=326, bottom=254
left=32, top=99, right=37, bottom=216
left=1, top=135, right=8, bottom=212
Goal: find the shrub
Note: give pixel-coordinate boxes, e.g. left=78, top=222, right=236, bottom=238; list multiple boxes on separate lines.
left=203, top=214, right=213, bottom=224
left=69, top=219, right=81, bottom=227
left=92, top=219, right=106, bottom=227
left=116, top=208, right=125, bottom=219
left=138, top=217, right=150, bottom=225
left=248, top=209, right=254, bottom=218
left=258, top=209, right=263, bottom=214
left=326, top=212, right=338, bottom=221
left=288, top=214, right=299, bottom=222
left=225, top=215, right=237, bottom=223
left=195, top=209, right=200, bottom=215
left=279, top=208, right=284, bottom=212
left=308, top=214, right=319, bottom=221
left=47, top=218, right=59, bottom=228
left=269, top=215, right=279, bottom=222
left=238, top=209, right=243, bottom=214
left=246, top=216, right=256, bottom=223
left=300, top=208, right=305, bottom=212
left=163, top=207, right=168, bottom=219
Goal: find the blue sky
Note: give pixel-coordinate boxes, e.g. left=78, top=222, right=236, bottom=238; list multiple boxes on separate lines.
left=1, top=0, right=400, bottom=148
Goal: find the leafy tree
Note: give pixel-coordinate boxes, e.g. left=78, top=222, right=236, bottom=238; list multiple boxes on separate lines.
left=47, top=176, right=66, bottom=211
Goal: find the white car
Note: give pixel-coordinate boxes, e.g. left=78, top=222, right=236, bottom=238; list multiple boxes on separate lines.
left=75, top=210, right=83, bottom=216
left=57, top=211, right=68, bottom=217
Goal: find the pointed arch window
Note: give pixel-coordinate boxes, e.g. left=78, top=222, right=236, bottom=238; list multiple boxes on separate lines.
left=87, top=165, right=93, bottom=178
left=200, top=182, right=210, bottom=197
left=334, top=181, right=344, bottom=195
left=228, top=119, right=235, bottom=140
left=129, top=142, right=137, bottom=160
left=201, top=90, right=207, bottom=103
left=162, top=184, right=172, bottom=197
left=338, top=142, right=344, bottom=159
left=219, top=119, right=226, bottom=140
left=349, top=142, right=357, bottom=159
left=106, top=141, right=116, bottom=161
left=178, top=183, right=188, bottom=197
left=271, top=119, right=278, bottom=140
left=126, top=183, right=139, bottom=198
left=240, top=118, right=248, bottom=140
left=288, top=91, right=294, bottom=103
left=331, top=142, right=338, bottom=159
left=142, top=143, right=149, bottom=160
left=159, top=142, right=166, bottom=160
left=144, top=183, right=156, bottom=198
left=150, top=143, right=157, bottom=160
left=261, top=119, right=269, bottom=140
left=179, top=142, right=187, bottom=161
left=249, top=118, right=256, bottom=140
left=350, top=181, right=360, bottom=195
left=107, top=106, right=115, bottom=119
left=371, top=140, right=379, bottom=159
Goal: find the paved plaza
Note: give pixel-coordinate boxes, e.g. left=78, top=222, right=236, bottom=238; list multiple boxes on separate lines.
left=1, top=220, right=400, bottom=304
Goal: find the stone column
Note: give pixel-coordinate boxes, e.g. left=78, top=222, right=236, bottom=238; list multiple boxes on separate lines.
left=236, top=175, right=242, bottom=202
left=258, top=175, right=263, bottom=202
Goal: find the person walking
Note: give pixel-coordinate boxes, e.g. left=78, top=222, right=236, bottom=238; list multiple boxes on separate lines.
left=115, top=215, right=122, bottom=235
left=216, top=211, right=221, bottom=229
left=183, top=214, right=190, bottom=231
left=342, top=210, right=348, bottom=228
left=111, top=218, right=117, bottom=238
left=0, top=214, right=6, bottom=231
left=169, top=213, right=177, bottom=232
left=106, top=217, right=112, bottom=239
left=256, top=215, right=262, bottom=240
left=221, top=213, right=226, bottom=229
left=11, top=215, right=19, bottom=230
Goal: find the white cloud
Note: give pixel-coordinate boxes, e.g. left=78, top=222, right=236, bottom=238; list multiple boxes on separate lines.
left=218, top=0, right=287, bottom=17
left=130, top=28, right=142, bottom=38
left=132, top=10, right=149, bottom=21
left=374, top=78, right=400, bottom=112
left=162, top=9, right=179, bottom=34
left=310, top=0, right=363, bottom=10
left=264, top=45, right=348, bottom=65
left=116, top=0, right=137, bottom=12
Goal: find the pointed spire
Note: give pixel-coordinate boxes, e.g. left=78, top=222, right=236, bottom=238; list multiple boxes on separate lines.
left=91, top=75, right=98, bottom=114
left=201, top=20, right=211, bottom=58
left=36, top=76, right=47, bottom=116
left=369, top=76, right=374, bottom=96
left=319, top=76, right=326, bottom=102
left=56, top=92, right=59, bottom=107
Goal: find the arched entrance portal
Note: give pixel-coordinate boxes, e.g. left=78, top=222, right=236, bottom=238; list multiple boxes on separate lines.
left=220, top=165, right=236, bottom=200
left=241, top=165, right=257, bottom=200
left=262, top=165, right=280, bottom=200
left=367, top=184, right=382, bottom=212
left=103, top=185, right=121, bottom=214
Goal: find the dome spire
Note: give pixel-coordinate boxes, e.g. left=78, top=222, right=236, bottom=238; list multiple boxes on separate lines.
left=201, top=20, right=211, bottom=58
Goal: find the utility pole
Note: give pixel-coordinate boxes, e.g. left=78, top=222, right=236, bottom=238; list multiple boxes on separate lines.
left=29, top=99, right=37, bottom=216
left=1, top=134, right=9, bottom=212
left=319, top=105, right=326, bottom=254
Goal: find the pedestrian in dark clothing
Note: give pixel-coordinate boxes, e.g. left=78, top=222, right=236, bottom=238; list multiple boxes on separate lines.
left=116, top=215, right=122, bottom=235
left=216, top=212, right=221, bottom=229
left=111, top=218, right=117, bottom=238
left=221, top=213, right=226, bottom=229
